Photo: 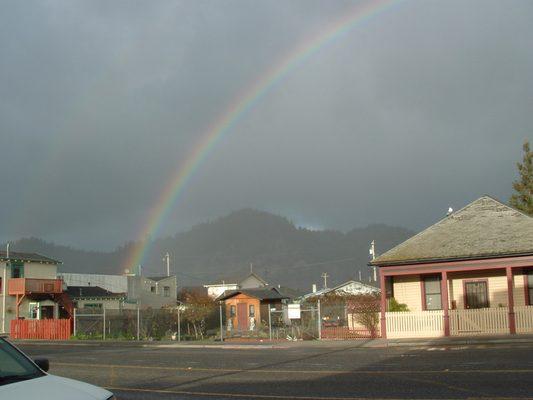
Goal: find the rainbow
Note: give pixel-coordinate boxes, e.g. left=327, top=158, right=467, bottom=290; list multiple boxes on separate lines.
left=123, top=0, right=405, bottom=274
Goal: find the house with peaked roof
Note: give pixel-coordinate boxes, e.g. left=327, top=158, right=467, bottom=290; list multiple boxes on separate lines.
left=300, top=280, right=380, bottom=301
left=1, top=251, right=74, bottom=339
left=218, top=287, right=289, bottom=332
left=204, top=271, right=268, bottom=299
left=370, top=196, right=533, bottom=339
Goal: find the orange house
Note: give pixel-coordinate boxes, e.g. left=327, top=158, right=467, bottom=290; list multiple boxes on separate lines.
left=219, top=288, right=288, bottom=332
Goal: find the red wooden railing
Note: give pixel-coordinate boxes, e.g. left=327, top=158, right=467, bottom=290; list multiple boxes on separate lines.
left=10, top=319, right=71, bottom=340
left=8, top=278, right=63, bottom=295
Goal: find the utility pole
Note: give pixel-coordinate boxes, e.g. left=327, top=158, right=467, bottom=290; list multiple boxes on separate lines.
left=321, top=272, right=329, bottom=289
left=219, top=302, right=223, bottom=342
left=369, top=240, right=377, bottom=282
left=2, top=243, right=9, bottom=333
left=164, top=253, right=170, bottom=277
left=358, top=270, right=362, bottom=282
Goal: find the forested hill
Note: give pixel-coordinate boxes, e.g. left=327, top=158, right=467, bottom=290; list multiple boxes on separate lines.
left=8, top=209, right=414, bottom=290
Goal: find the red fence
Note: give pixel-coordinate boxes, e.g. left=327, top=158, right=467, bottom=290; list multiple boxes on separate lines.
left=10, top=319, right=72, bottom=340
left=321, top=326, right=380, bottom=340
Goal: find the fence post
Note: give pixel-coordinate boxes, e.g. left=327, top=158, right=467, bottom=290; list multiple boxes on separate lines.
left=103, top=306, right=106, bottom=340
left=268, top=307, right=272, bottom=341
left=219, top=302, right=223, bottom=342
left=73, top=308, right=77, bottom=337
left=317, top=299, right=321, bottom=340
left=136, top=305, right=140, bottom=341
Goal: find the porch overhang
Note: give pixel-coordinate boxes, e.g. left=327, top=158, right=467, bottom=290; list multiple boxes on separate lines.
left=377, top=254, right=533, bottom=277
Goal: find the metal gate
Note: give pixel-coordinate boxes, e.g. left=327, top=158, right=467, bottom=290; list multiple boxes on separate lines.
left=270, top=307, right=319, bottom=340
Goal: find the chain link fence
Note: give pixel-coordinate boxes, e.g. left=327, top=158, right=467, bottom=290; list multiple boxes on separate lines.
left=73, top=297, right=379, bottom=341
left=74, top=305, right=221, bottom=341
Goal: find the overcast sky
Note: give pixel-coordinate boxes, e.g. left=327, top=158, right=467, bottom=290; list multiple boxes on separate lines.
left=1, top=0, right=532, bottom=250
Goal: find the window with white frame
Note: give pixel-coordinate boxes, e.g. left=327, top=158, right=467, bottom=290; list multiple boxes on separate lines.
left=423, top=275, right=442, bottom=310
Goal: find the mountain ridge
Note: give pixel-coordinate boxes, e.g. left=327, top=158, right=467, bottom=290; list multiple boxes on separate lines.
left=6, top=209, right=414, bottom=290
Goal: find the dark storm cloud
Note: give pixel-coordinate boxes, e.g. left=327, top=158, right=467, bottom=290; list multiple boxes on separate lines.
left=1, top=0, right=532, bottom=249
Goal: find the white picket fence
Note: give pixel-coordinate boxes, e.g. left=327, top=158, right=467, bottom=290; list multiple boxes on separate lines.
left=449, top=308, right=509, bottom=336
left=385, top=310, right=444, bottom=338
left=515, top=305, right=533, bottom=334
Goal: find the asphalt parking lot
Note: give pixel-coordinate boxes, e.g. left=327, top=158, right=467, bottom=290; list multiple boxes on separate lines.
left=17, top=340, right=533, bottom=400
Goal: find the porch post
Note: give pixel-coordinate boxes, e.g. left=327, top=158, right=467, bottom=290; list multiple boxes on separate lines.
left=441, top=271, right=450, bottom=336
left=506, top=266, right=516, bottom=334
left=380, top=271, right=387, bottom=339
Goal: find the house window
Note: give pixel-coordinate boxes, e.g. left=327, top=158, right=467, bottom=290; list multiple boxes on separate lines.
left=11, top=264, right=24, bottom=279
left=465, top=280, right=489, bottom=309
left=85, top=303, right=103, bottom=310
left=385, top=276, right=394, bottom=299
left=29, top=303, right=39, bottom=319
left=150, top=286, right=156, bottom=293
left=230, top=305, right=236, bottom=317
left=163, top=286, right=170, bottom=297
left=249, top=304, right=255, bottom=317
left=527, top=271, right=533, bottom=306
left=423, top=275, right=442, bottom=310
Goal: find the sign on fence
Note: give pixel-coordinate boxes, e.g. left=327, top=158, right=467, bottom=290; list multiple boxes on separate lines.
left=288, top=304, right=301, bottom=319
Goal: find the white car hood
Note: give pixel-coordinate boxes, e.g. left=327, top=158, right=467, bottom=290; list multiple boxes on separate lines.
left=0, top=374, right=112, bottom=400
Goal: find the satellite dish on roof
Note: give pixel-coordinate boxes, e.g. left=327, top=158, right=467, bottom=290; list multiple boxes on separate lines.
left=447, top=207, right=454, bottom=216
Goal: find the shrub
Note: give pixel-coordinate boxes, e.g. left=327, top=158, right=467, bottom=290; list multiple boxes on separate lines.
left=388, top=298, right=409, bottom=312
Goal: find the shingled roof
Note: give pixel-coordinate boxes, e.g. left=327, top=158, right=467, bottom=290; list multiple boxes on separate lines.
left=66, top=285, right=125, bottom=299
left=371, top=196, right=533, bottom=266
left=218, top=287, right=289, bottom=301
left=0, top=251, right=61, bottom=265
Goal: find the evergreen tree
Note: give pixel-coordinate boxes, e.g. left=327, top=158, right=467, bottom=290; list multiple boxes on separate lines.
left=510, top=140, right=533, bottom=215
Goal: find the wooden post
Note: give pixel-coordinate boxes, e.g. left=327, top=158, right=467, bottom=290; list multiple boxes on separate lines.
left=73, top=308, right=77, bottom=336
left=506, top=266, right=516, bottom=334
left=380, top=272, right=387, bottom=339
left=441, top=271, right=450, bottom=336
left=219, top=302, right=224, bottom=342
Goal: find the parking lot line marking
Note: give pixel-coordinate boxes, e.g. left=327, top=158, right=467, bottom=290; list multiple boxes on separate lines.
left=104, top=386, right=533, bottom=400
left=52, top=362, right=533, bottom=375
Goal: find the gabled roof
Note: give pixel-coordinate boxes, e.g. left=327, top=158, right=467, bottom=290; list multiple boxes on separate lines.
left=239, top=272, right=268, bottom=287
left=147, top=276, right=175, bottom=282
left=0, top=251, right=61, bottom=265
left=205, top=271, right=267, bottom=288
left=218, top=287, right=289, bottom=301
left=371, top=196, right=533, bottom=266
left=66, top=286, right=125, bottom=299
left=302, top=280, right=380, bottom=300
left=275, top=286, right=305, bottom=299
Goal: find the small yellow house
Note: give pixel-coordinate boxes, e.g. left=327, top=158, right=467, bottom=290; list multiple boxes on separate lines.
left=371, top=196, right=533, bottom=338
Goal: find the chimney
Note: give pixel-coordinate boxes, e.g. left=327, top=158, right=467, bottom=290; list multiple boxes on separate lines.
left=312, top=284, right=317, bottom=293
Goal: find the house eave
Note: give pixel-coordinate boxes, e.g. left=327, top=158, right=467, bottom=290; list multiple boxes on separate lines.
left=370, top=251, right=533, bottom=268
